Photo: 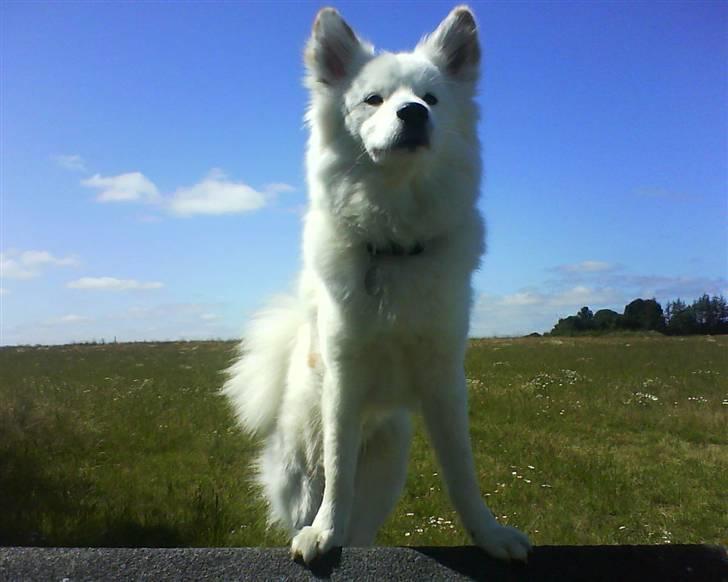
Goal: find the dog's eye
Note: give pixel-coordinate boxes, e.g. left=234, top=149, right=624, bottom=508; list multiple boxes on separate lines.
left=423, top=93, right=438, bottom=106
left=364, top=94, right=384, bottom=106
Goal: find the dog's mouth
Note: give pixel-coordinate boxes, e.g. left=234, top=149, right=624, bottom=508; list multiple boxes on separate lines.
left=392, top=129, right=430, bottom=152
left=393, top=136, right=430, bottom=152
left=370, top=131, right=430, bottom=161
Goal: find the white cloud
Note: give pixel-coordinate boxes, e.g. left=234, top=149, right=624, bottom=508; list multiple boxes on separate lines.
left=67, top=277, right=164, bottom=291
left=82, top=172, right=160, bottom=203
left=81, top=167, right=292, bottom=218
left=167, top=169, right=267, bottom=216
left=53, top=154, right=87, bottom=172
left=21, top=250, right=78, bottom=267
left=0, top=287, right=8, bottom=295
left=627, top=275, right=727, bottom=301
left=549, top=285, right=623, bottom=307
left=472, top=285, right=626, bottom=337
left=1, top=249, right=79, bottom=279
left=2, top=260, right=34, bottom=280
left=45, top=314, right=93, bottom=325
left=138, top=214, right=162, bottom=223
left=264, top=182, right=296, bottom=195
left=500, top=291, right=544, bottom=306
left=554, top=260, right=617, bottom=274
left=121, top=303, right=219, bottom=321
left=471, top=266, right=728, bottom=337
left=3, top=301, right=238, bottom=346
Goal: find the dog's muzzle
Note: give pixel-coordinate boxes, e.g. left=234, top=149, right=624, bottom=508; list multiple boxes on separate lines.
left=393, top=102, right=430, bottom=151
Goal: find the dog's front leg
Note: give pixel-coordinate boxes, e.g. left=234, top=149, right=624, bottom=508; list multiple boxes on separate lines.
left=420, top=360, right=532, bottom=562
left=290, top=344, right=364, bottom=563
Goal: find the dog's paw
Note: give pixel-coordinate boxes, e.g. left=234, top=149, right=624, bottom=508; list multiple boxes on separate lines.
left=290, top=525, right=340, bottom=564
left=473, top=523, right=532, bottom=562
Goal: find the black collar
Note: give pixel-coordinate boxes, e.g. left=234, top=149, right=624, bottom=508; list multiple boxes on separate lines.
left=366, top=241, right=424, bottom=257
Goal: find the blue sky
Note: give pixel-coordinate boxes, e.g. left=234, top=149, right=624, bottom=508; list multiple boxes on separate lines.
left=1, top=1, right=726, bottom=345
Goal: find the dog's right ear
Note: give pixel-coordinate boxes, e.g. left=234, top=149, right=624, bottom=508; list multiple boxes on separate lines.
left=305, top=8, right=372, bottom=86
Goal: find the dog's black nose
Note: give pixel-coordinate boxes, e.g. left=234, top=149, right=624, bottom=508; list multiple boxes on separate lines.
left=397, top=102, right=429, bottom=127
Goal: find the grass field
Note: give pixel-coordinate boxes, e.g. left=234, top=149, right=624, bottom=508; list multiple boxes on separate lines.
left=1, top=335, right=726, bottom=548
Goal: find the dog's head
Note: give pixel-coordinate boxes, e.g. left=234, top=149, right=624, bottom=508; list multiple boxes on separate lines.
left=305, top=6, right=480, bottom=167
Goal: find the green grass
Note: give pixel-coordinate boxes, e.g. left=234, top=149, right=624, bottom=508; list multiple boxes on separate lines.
left=1, top=335, right=726, bottom=548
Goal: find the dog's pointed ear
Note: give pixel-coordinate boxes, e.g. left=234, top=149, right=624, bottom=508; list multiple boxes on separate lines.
left=417, top=5, right=480, bottom=81
left=305, top=8, right=372, bottom=86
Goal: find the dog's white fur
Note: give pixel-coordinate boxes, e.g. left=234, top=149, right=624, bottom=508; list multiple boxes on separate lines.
left=223, top=6, right=531, bottom=563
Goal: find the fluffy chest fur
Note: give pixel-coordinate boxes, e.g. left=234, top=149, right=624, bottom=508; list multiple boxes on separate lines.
left=301, top=203, right=482, bottom=337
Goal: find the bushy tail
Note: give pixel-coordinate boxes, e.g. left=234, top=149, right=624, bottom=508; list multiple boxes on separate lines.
left=222, top=295, right=305, bottom=436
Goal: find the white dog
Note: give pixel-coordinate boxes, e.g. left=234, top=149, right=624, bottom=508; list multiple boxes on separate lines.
left=224, top=5, right=531, bottom=564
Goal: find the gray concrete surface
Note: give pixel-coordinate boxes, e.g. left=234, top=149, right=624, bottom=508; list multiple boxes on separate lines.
left=1, top=545, right=726, bottom=581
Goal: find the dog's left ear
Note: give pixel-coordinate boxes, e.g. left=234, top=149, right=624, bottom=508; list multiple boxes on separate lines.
left=305, top=8, right=373, bottom=86
left=417, top=5, right=480, bottom=82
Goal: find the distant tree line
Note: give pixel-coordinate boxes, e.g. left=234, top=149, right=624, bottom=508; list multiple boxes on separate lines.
left=550, top=294, right=728, bottom=336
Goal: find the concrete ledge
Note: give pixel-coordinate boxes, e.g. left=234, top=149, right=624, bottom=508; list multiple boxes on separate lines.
left=1, top=545, right=726, bottom=581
